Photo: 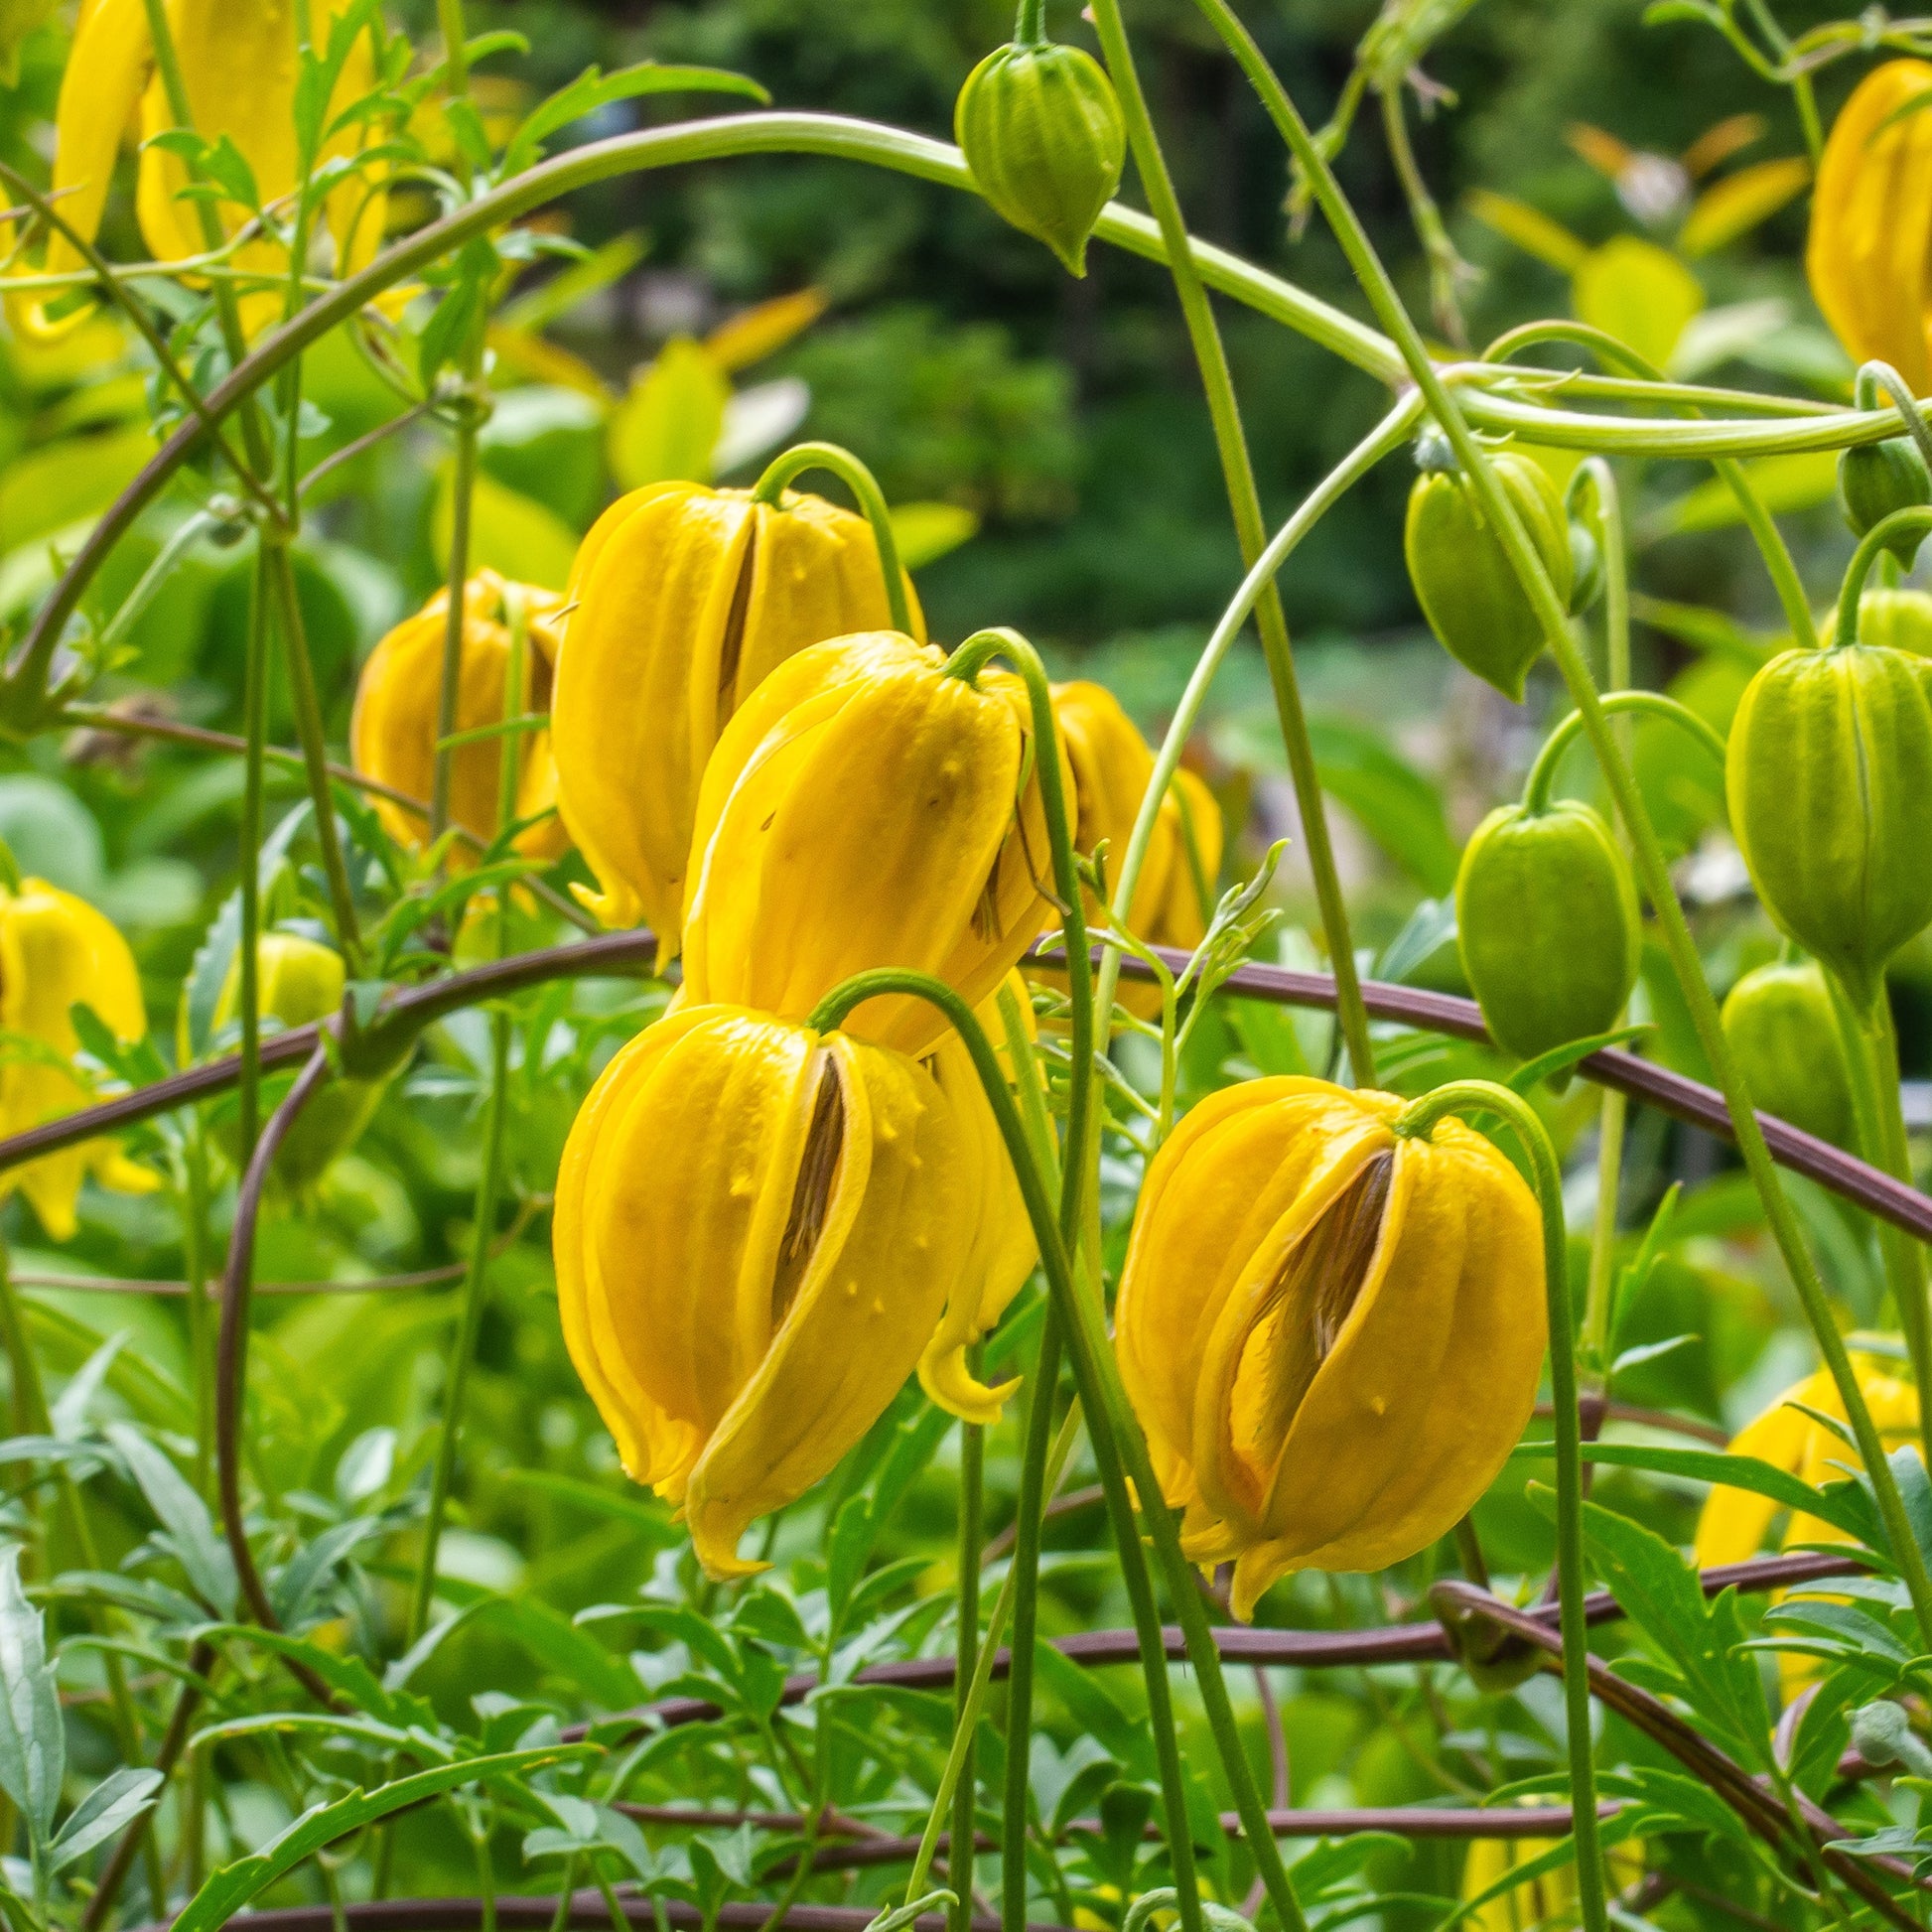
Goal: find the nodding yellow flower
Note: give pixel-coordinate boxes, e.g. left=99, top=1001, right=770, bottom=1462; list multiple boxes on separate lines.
left=1696, top=1358, right=1919, bottom=1569
left=1116, top=1078, right=1545, bottom=1621
left=6, top=0, right=387, bottom=341
left=549, top=484, right=923, bottom=957
left=1462, top=1825, right=1644, bottom=1932
left=350, top=571, right=570, bottom=865
left=1052, top=680, right=1224, bottom=950
left=678, top=631, right=1067, bottom=1057
left=916, top=1000, right=1038, bottom=1426
left=0, top=879, right=158, bottom=1240
left=1807, top=60, right=1932, bottom=394
left=552, top=1003, right=996, bottom=1579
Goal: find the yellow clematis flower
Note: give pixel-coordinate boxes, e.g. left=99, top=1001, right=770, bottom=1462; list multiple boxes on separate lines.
left=350, top=571, right=571, bottom=865
left=1806, top=60, right=1932, bottom=395
left=1116, top=1077, right=1545, bottom=1620
left=0, top=879, right=158, bottom=1240
left=7, top=0, right=387, bottom=340
left=549, top=483, right=923, bottom=957
left=678, top=630, right=1067, bottom=1058
left=552, top=1002, right=993, bottom=1579
left=1462, top=1826, right=1643, bottom=1931
left=1696, top=1358, right=1918, bottom=1568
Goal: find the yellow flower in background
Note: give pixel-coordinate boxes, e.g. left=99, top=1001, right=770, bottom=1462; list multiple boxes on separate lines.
left=552, top=1004, right=988, bottom=1579
left=1052, top=679, right=1224, bottom=951
left=1696, top=1358, right=1919, bottom=1568
left=1462, top=1827, right=1644, bottom=1932
left=677, top=631, right=1067, bottom=1058
left=350, top=571, right=570, bottom=865
left=0, top=879, right=157, bottom=1240
left=1806, top=60, right=1932, bottom=395
left=1116, top=1078, right=1544, bottom=1621
left=6, top=0, right=388, bottom=340
left=549, top=483, right=923, bottom=957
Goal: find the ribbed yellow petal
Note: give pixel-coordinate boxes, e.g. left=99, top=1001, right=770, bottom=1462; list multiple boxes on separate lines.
left=916, top=1029, right=1035, bottom=1425
left=685, top=1034, right=965, bottom=1577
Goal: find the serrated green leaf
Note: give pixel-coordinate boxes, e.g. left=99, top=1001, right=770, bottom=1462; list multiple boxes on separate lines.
left=0, top=1545, right=62, bottom=1847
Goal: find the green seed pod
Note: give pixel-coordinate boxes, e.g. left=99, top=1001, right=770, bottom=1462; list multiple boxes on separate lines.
left=955, top=29, right=1126, bottom=277
left=1720, top=960, right=1856, bottom=1149
left=1566, top=519, right=1603, bottom=617
left=211, top=933, right=384, bottom=1193
left=1454, top=799, right=1641, bottom=1062
left=1404, top=446, right=1573, bottom=702
left=1726, top=642, right=1932, bottom=1010
left=1840, top=436, right=1932, bottom=567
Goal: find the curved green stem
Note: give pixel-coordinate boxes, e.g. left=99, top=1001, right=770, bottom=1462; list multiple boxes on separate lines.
left=1015, top=0, right=1046, bottom=44
left=1857, top=361, right=1932, bottom=483
left=1190, top=0, right=1932, bottom=1647
left=1089, top=0, right=1374, bottom=1086
left=809, top=966, right=1311, bottom=1932
left=1837, top=509, right=1932, bottom=648
left=1485, top=320, right=1819, bottom=650
left=1521, top=691, right=1726, bottom=815
left=751, top=441, right=912, bottom=635
left=1392, top=1079, right=1605, bottom=1932
left=941, top=628, right=1092, bottom=1252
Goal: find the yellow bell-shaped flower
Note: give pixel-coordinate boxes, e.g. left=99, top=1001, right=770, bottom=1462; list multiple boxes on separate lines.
left=1696, top=1357, right=1918, bottom=1568
left=0, top=879, right=158, bottom=1240
left=549, top=483, right=923, bottom=956
left=1807, top=60, right=1932, bottom=395
left=350, top=571, right=571, bottom=865
left=7, top=0, right=387, bottom=340
left=678, top=631, right=1065, bottom=1057
left=1116, top=1077, right=1545, bottom=1620
left=1052, top=680, right=1223, bottom=950
left=553, top=1003, right=995, bottom=1580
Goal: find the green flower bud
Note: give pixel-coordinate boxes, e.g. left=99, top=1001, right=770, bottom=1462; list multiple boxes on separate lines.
left=1454, top=799, right=1641, bottom=1062
left=1726, top=641, right=1932, bottom=1010
left=1821, top=587, right=1932, bottom=658
left=955, top=23, right=1125, bottom=277
left=1404, top=443, right=1573, bottom=702
left=1840, top=436, right=1932, bottom=567
left=1721, top=960, right=1856, bottom=1149
left=1567, top=519, right=1603, bottom=618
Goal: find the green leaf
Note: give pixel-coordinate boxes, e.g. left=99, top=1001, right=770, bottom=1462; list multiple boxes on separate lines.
left=104, top=1425, right=238, bottom=1618
left=47, top=1767, right=162, bottom=1873
left=496, top=1470, right=681, bottom=1546
left=500, top=62, right=768, bottom=178
left=1562, top=1441, right=1877, bottom=1546
left=169, top=1745, right=596, bottom=1932
left=431, top=467, right=581, bottom=592
left=1506, top=1022, right=1651, bottom=1092
left=1659, top=451, right=1838, bottom=536
left=889, top=501, right=978, bottom=571
left=607, top=338, right=729, bottom=491
left=1307, top=716, right=1458, bottom=894
left=0, top=1544, right=62, bottom=1847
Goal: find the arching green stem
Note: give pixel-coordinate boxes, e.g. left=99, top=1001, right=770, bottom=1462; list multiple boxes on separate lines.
left=1857, top=361, right=1932, bottom=483
left=1087, top=0, right=1375, bottom=1087
left=1837, top=509, right=1932, bottom=647
left=1521, top=692, right=1727, bottom=816
left=1015, top=0, right=1046, bottom=45
left=753, top=441, right=912, bottom=635
left=1088, top=393, right=1424, bottom=1073
left=1570, top=460, right=1632, bottom=1373
left=1392, top=1080, right=1605, bottom=1932
left=807, top=968, right=1311, bottom=1932
left=1189, top=0, right=1932, bottom=1644
left=1485, top=320, right=1819, bottom=651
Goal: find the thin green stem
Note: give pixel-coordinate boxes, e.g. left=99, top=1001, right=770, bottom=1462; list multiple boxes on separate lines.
left=1001, top=1314, right=1061, bottom=1932
left=1088, top=395, right=1423, bottom=1070
left=1837, top=509, right=1932, bottom=647
left=1858, top=362, right=1932, bottom=483
left=1015, top=0, right=1046, bottom=45
left=1392, top=1080, right=1605, bottom=1932
left=951, top=1403, right=984, bottom=1932
left=811, top=970, right=1310, bottom=1932
left=1378, top=85, right=1465, bottom=347
left=406, top=1006, right=511, bottom=1644
left=1189, top=0, right=1932, bottom=1640
left=1484, top=320, right=1819, bottom=650
left=184, top=1121, right=214, bottom=1496
left=1087, top=0, right=1374, bottom=1086
left=750, top=442, right=913, bottom=636
left=1521, top=691, right=1726, bottom=815
left=266, top=546, right=362, bottom=969
left=431, top=373, right=486, bottom=843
